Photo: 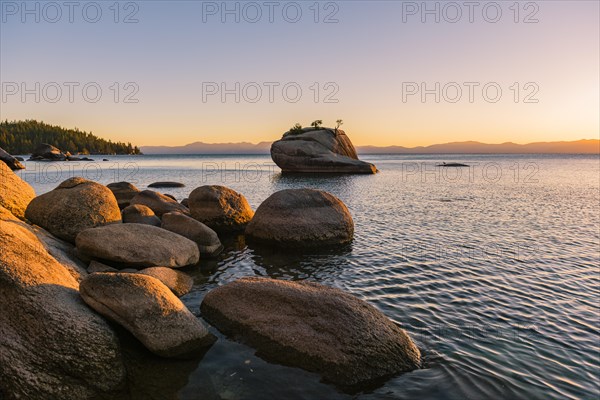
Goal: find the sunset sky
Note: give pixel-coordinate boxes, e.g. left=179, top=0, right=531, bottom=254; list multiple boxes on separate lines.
left=1, top=1, right=598, bottom=147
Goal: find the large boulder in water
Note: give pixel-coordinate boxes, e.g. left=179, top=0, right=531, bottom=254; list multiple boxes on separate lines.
left=161, top=212, right=223, bottom=256
left=80, top=272, right=215, bottom=358
left=271, top=128, right=377, bottom=174
left=107, top=181, right=140, bottom=209
left=75, top=223, right=199, bottom=268
left=130, top=190, right=189, bottom=217
left=201, top=277, right=421, bottom=387
left=0, top=146, right=25, bottom=170
left=0, top=206, right=126, bottom=399
left=25, top=177, right=122, bottom=243
left=30, top=143, right=67, bottom=161
left=246, top=189, right=354, bottom=247
left=0, top=162, right=35, bottom=220
left=188, top=185, right=254, bottom=233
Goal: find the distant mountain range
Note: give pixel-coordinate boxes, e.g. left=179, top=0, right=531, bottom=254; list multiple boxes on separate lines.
left=141, top=139, right=599, bottom=155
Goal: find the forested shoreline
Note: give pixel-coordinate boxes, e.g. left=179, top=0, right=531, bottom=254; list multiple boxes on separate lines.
left=0, top=120, right=141, bottom=155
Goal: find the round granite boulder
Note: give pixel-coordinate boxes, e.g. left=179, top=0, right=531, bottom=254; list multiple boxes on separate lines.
left=188, top=185, right=254, bottom=233
left=25, top=177, right=121, bottom=243
left=246, top=189, right=354, bottom=247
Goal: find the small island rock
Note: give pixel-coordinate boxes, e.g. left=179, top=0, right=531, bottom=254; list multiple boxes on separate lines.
left=271, top=128, right=377, bottom=174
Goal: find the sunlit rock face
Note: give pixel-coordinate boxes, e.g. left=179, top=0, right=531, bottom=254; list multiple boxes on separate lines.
left=80, top=272, right=215, bottom=358
left=0, top=206, right=126, bottom=399
left=0, top=162, right=35, bottom=220
left=25, top=177, right=121, bottom=243
left=271, top=128, right=377, bottom=174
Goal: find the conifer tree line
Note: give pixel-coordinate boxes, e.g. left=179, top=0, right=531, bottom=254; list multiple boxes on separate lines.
left=0, top=120, right=142, bottom=155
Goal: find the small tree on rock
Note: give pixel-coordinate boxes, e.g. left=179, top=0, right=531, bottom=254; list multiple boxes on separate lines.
left=311, top=120, right=323, bottom=130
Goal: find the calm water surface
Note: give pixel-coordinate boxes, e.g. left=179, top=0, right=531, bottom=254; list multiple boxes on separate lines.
left=16, top=154, right=600, bottom=400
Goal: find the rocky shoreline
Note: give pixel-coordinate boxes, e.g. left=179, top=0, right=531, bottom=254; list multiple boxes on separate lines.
left=0, top=147, right=417, bottom=399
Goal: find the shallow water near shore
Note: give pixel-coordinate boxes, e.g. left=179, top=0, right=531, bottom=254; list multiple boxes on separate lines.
left=16, top=153, right=600, bottom=400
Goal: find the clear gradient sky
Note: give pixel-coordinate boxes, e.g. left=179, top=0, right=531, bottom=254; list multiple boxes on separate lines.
left=1, top=0, right=598, bottom=147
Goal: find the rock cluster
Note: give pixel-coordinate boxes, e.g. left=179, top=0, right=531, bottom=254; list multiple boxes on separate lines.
left=0, top=167, right=421, bottom=398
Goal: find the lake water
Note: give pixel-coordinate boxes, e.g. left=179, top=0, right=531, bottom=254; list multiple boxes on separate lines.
left=14, top=154, right=600, bottom=400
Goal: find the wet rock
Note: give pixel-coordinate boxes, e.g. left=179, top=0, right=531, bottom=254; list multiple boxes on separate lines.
left=201, top=277, right=421, bottom=387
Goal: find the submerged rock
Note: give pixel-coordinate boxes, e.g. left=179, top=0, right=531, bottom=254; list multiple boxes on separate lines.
left=76, top=223, right=199, bottom=268
left=137, top=266, right=194, bottom=297
left=201, top=277, right=421, bottom=387
left=246, top=189, right=354, bottom=247
left=271, top=128, right=377, bottom=174
left=80, top=273, right=215, bottom=358
left=161, top=212, right=223, bottom=257
left=122, top=204, right=162, bottom=227
left=0, top=146, right=25, bottom=170
left=188, top=185, right=254, bottom=233
left=25, top=177, right=122, bottom=243
left=436, top=162, right=469, bottom=167
left=0, top=162, right=35, bottom=220
left=148, top=182, right=185, bottom=188
left=130, top=190, right=189, bottom=217
left=0, top=206, right=126, bottom=399
left=107, top=182, right=141, bottom=209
